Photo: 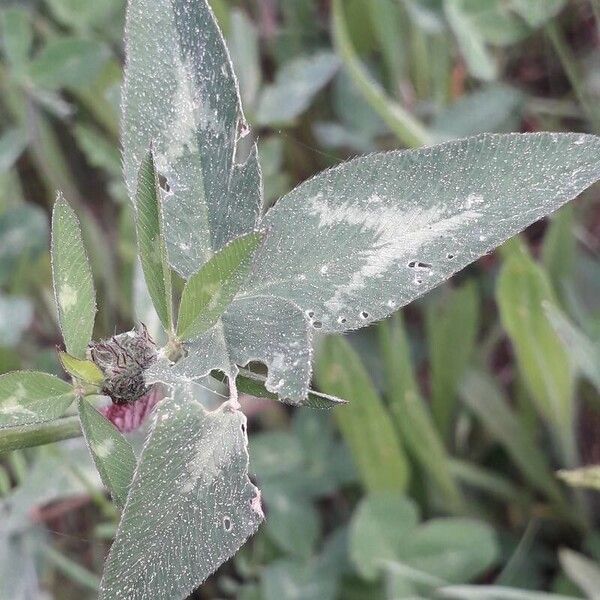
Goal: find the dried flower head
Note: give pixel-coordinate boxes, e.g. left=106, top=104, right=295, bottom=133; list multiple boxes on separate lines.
left=88, top=324, right=157, bottom=405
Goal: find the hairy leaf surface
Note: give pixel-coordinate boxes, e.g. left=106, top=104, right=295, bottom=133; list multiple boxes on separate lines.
left=51, top=194, right=96, bottom=358
left=0, top=372, right=75, bottom=428
left=124, top=0, right=600, bottom=408
left=99, top=383, right=263, bottom=599
left=122, top=0, right=261, bottom=278
left=243, top=134, right=600, bottom=334
left=135, top=150, right=173, bottom=332
left=58, top=352, right=104, bottom=385
left=79, top=398, right=136, bottom=508
left=177, top=232, right=263, bottom=340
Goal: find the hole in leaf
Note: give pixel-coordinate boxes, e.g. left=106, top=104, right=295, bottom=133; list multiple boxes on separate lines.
left=408, top=261, right=432, bottom=270
left=307, top=310, right=315, bottom=318
left=360, top=311, right=369, bottom=319
left=338, top=316, right=347, bottom=324
left=238, top=121, right=250, bottom=138
left=312, top=320, right=323, bottom=329
left=158, top=174, right=170, bottom=192
left=446, top=253, right=455, bottom=260
left=223, top=516, right=232, bottom=531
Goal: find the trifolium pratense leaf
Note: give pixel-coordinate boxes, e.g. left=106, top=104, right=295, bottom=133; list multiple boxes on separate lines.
left=123, top=0, right=307, bottom=401
left=148, top=295, right=314, bottom=404
left=51, top=194, right=97, bottom=359
left=176, top=232, right=264, bottom=340
left=99, top=383, right=263, bottom=599
left=122, top=0, right=261, bottom=278
left=135, top=150, right=174, bottom=333
left=123, top=0, right=600, bottom=411
left=243, top=133, right=600, bottom=335
left=58, top=351, right=104, bottom=385
left=0, top=372, right=75, bottom=429
left=78, top=397, right=136, bottom=508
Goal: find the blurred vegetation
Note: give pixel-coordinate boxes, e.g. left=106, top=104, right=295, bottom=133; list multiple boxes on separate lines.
left=1, top=0, right=600, bottom=598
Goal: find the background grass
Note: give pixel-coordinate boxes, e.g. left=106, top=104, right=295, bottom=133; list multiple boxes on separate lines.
left=1, top=0, right=600, bottom=598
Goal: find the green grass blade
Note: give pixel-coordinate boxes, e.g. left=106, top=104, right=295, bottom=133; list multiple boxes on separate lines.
left=177, top=232, right=264, bottom=340
left=496, top=249, right=575, bottom=457
left=544, top=304, right=600, bottom=394
left=315, top=336, right=410, bottom=492
left=51, top=194, right=97, bottom=358
left=378, top=314, right=464, bottom=510
left=460, top=370, right=565, bottom=506
left=541, top=206, right=575, bottom=303
left=426, top=282, right=479, bottom=439
left=135, top=150, right=174, bottom=333
left=331, top=0, right=431, bottom=147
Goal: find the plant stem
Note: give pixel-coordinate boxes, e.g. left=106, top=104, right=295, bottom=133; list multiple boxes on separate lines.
left=545, top=19, right=600, bottom=132
left=331, top=0, right=432, bottom=148
left=0, top=416, right=82, bottom=454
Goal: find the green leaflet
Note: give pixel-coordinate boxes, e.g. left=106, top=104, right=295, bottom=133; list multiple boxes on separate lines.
left=122, top=0, right=261, bottom=279
left=349, top=493, right=498, bottom=583
left=28, top=37, right=110, bottom=91
left=51, top=194, right=97, bottom=358
left=99, top=383, right=263, bottom=599
left=176, top=232, right=263, bottom=340
left=58, top=352, right=104, bottom=385
left=0, top=371, right=75, bottom=429
left=135, top=150, right=173, bottom=333
left=244, top=134, right=600, bottom=336
left=315, top=336, right=410, bottom=492
left=78, top=398, right=136, bottom=508
left=254, top=52, right=340, bottom=126
left=233, top=369, right=347, bottom=409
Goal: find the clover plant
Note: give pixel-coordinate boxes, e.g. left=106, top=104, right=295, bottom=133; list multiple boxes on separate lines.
left=1, top=0, right=600, bottom=598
